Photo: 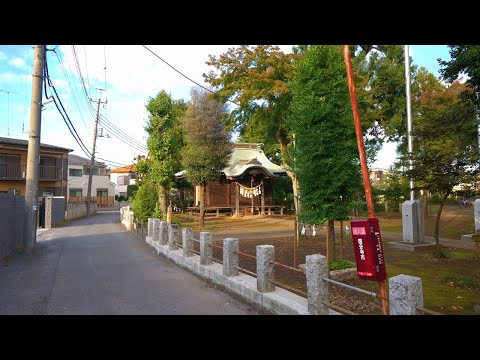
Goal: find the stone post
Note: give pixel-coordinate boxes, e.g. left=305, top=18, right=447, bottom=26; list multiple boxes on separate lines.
left=167, top=205, right=172, bottom=225
left=153, top=219, right=161, bottom=242
left=200, top=232, right=213, bottom=265
left=256, top=245, right=275, bottom=292
left=148, top=218, right=154, bottom=238
left=305, top=254, right=329, bottom=315
left=389, top=274, right=423, bottom=315
left=168, top=224, right=179, bottom=251
left=159, top=221, right=168, bottom=245
left=223, top=238, right=239, bottom=277
left=475, top=199, right=480, bottom=235
left=182, top=227, right=194, bottom=257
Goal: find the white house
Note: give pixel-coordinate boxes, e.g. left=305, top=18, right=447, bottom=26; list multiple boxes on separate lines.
left=67, top=154, right=115, bottom=199
left=109, top=164, right=136, bottom=197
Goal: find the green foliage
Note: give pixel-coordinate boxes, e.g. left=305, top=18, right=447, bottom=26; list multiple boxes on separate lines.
left=145, top=90, right=186, bottom=188
left=132, top=181, right=159, bottom=221
left=272, top=176, right=294, bottom=209
left=434, top=250, right=449, bottom=259
left=117, top=195, right=126, bottom=202
left=180, top=87, right=233, bottom=186
left=330, top=259, right=355, bottom=271
left=203, top=45, right=301, bottom=161
left=442, top=275, right=480, bottom=290
left=287, top=45, right=362, bottom=224
left=439, top=45, right=480, bottom=108
left=127, top=184, right=138, bottom=199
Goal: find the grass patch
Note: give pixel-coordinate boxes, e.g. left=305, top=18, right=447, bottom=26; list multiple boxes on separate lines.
left=442, top=276, right=480, bottom=290
left=433, top=250, right=449, bottom=259
left=449, top=251, right=475, bottom=261
left=330, top=259, right=355, bottom=271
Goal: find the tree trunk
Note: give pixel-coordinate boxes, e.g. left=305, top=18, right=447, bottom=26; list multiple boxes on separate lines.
left=158, top=185, right=167, bottom=217
left=434, top=191, right=451, bottom=253
left=328, top=219, right=335, bottom=261
left=340, top=220, right=344, bottom=259
left=199, top=183, right=206, bottom=230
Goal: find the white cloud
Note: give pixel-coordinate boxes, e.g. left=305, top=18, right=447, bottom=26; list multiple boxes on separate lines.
left=9, top=57, right=25, bottom=67
left=0, top=50, right=6, bottom=61
left=371, top=142, right=398, bottom=169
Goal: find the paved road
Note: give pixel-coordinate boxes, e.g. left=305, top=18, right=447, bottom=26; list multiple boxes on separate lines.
left=0, top=211, right=259, bottom=315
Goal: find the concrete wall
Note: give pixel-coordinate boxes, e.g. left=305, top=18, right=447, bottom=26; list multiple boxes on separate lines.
left=109, top=172, right=136, bottom=196
left=0, top=193, right=25, bottom=259
left=45, top=196, right=65, bottom=228
left=65, top=201, right=98, bottom=221
left=68, top=165, right=115, bottom=198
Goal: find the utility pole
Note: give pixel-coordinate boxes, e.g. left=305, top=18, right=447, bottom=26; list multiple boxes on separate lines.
left=405, top=45, right=415, bottom=201
left=86, top=89, right=106, bottom=216
left=24, top=45, right=45, bottom=254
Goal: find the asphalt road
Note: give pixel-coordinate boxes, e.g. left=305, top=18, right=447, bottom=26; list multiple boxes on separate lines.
left=0, top=211, right=260, bottom=315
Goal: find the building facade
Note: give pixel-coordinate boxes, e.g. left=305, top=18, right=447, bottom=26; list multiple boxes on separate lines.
left=67, top=154, right=115, bottom=200
left=0, top=136, right=71, bottom=196
left=109, top=165, right=136, bottom=197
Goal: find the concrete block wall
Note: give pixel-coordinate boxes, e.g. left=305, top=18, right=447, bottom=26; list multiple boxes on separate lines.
left=0, top=194, right=25, bottom=259
left=66, top=201, right=98, bottom=221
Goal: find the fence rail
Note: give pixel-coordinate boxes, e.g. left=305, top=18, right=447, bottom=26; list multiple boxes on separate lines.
left=69, top=196, right=115, bottom=207
left=126, top=209, right=443, bottom=315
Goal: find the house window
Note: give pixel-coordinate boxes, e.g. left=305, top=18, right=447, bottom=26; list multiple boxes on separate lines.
left=97, top=188, right=108, bottom=197
left=69, top=168, right=82, bottom=177
left=69, top=188, right=82, bottom=197
left=84, top=166, right=99, bottom=175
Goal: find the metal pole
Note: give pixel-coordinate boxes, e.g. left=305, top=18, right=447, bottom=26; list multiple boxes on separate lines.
left=86, top=96, right=102, bottom=216
left=343, top=45, right=389, bottom=315
left=24, top=45, right=45, bottom=253
left=405, top=45, right=415, bottom=201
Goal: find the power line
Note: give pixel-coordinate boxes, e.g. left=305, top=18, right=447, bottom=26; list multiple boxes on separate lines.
left=99, top=115, right=147, bottom=150
left=99, top=118, right=148, bottom=154
left=103, top=45, right=107, bottom=103
left=141, top=45, right=240, bottom=107
left=83, top=45, right=91, bottom=99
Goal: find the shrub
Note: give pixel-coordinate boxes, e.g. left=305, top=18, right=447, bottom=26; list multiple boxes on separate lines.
left=132, top=181, right=158, bottom=221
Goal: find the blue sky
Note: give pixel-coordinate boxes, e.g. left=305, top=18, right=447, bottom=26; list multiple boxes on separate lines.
left=0, top=45, right=451, bottom=168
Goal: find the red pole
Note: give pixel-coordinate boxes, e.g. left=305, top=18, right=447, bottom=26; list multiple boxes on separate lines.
left=343, top=45, right=389, bottom=315
left=343, top=45, right=375, bottom=219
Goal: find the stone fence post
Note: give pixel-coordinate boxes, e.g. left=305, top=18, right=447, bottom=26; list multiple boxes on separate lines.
left=389, top=274, right=423, bottom=315
left=182, top=228, right=194, bottom=257
left=256, top=245, right=275, bottom=293
left=168, top=224, right=179, bottom=251
left=223, top=238, right=239, bottom=277
left=153, top=219, right=161, bottom=242
left=305, top=254, right=329, bottom=315
left=148, top=218, right=154, bottom=238
left=159, top=221, right=168, bottom=245
left=200, top=232, right=213, bottom=265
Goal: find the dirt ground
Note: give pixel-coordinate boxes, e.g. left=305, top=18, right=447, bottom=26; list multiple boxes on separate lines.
left=172, top=205, right=480, bottom=315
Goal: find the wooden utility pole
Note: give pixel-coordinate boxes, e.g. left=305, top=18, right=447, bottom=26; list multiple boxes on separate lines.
left=86, top=90, right=106, bottom=216
left=343, top=45, right=389, bottom=315
left=24, top=45, right=45, bottom=253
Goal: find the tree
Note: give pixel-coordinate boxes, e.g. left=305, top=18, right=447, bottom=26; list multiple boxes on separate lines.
left=287, top=45, right=362, bottom=261
left=180, top=87, right=233, bottom=229
left=404, top=82, right=480, bottom=251
left=145, top=90, right=186, bottom=217
left=132, top=180, right=159, bottom=221
left=203, top=46, right=303, bottom=211
left=439, top=46, right=480, bottom=108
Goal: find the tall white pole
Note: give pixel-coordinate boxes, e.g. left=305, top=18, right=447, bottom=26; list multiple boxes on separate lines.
left=405, top=45, right=414, bottom=201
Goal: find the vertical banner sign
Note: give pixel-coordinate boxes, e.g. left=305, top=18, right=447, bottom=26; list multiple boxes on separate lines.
left=350, top=218, right=386, bottom=281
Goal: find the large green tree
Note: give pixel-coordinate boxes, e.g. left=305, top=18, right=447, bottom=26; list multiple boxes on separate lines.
left=404, top=82, right=480, bottom=251
left=203, top=46, right=302, bottom=210
left=439, top=45, right=480, bottom=108
left=145, top=90, right=186, bottom=216
left=288, top=45, right=362, bottom=261
left=180, top=87, right=233, bottom=229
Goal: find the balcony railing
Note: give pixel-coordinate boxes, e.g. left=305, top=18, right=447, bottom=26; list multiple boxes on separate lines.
left=0, top=164, right=63, bottom=181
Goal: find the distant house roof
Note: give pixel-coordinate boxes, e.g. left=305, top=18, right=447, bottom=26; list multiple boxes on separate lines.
left=110, top=164, right=136, bottom=174
left=175, top=143, right=287, bottom=179
left=68, top=154, right=104, bottom=167
left=0, top=136, right=73, bottom=152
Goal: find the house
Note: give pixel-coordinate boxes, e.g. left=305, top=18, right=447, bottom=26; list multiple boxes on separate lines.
left=175, top=143, right=287, bottom=216
left=67, top=154, right=115, bottom=203
left=369, top=167, right=391, bottom=186
left=0, top=136, right=71, bottom=196
left=109, top=164, right=137, bottom=198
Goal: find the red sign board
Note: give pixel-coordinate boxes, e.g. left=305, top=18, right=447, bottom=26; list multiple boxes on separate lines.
left=350, top=218, right=386, bottom=281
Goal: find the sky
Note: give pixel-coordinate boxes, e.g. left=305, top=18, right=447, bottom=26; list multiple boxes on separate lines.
left=0, top=45, right=451, bottom=170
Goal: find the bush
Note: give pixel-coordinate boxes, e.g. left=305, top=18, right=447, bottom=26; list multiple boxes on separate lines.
left=132, top=181, right=159, bottom=221
left=330, top=259, right=355, bottom=271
